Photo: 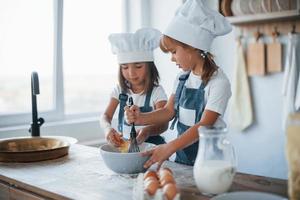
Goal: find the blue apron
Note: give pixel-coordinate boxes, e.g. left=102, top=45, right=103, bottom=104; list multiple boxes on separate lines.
left=118, top=90, right=165, bottom=145
left=170, top=72, right=206, bottom=165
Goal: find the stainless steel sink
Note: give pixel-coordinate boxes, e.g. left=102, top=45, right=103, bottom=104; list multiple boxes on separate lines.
left=0, top=136, right=77, bottom=162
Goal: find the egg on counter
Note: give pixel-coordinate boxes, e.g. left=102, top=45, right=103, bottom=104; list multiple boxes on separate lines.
left=160, top=167, right=173, bottom=174
left=163, top=183, right=178, bottom=200
left=143, top=167, right=179, bottom=198
left=143, top=170, right=159, bottom=180
left=144, top=176, right=159, bottom=185
left=159, top=169, right=175, bottom=187
left=159, top=168, right=173, bottom=179
left=144, top=179, right=160, bottom=196
left=160, top=174, right=175, bottom=187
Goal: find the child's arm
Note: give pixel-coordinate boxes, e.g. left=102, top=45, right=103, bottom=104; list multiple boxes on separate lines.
left=136, top=100, right=169, bottom=143
left=142, top=109, right=219, bottom=169
left=125, top=95, right=176, bottom=125
left=100, top=98, right=123, bottom=146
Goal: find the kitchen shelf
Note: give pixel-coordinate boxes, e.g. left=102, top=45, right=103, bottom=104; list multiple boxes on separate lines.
left=227, top=9, right=300, bottom=25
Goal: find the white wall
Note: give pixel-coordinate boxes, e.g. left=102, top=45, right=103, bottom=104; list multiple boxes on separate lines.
left=213, top=31, right=288, bottom=179
left=150, top=0, right=288, bottom=179
left=149, top=0, right=183, bottom=145
left=150, top=0, right=182, bottom=95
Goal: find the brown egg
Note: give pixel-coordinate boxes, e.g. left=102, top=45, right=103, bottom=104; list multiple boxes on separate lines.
left=144, top=170, right=158, bottom=180
left=159, top=168, right=173, bottom=179
left=160, top=173, right=175, bottom=187
left=163, top=183, right=177, bottom=200
left=161, top=167, right=173, bottom=174
left=144, top=176, right=159, bottom=185
left=144, top=180, right=160, bottom=196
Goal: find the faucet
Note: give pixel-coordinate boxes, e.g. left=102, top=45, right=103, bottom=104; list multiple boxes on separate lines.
left=29, top=72, right=44, bottom=137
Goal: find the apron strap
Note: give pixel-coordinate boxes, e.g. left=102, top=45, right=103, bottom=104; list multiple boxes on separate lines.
left=170, top=72, right=191, bottom=130
left=143, top=88, right=153, bottom=109
left=195, top=82, right=206, bottom=123
left=118, top=92, right=128, bottom=132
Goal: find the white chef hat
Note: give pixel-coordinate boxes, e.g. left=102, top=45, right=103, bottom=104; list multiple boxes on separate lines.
left=108, top=28, right=161, bottom=64
left=164, top=0, right=232, bottom=52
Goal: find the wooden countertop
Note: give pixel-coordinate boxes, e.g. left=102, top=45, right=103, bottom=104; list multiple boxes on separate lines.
left=0, top=144, right=288, bottom=200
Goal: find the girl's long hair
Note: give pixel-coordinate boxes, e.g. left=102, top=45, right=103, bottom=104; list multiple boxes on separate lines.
left=160, top=35, right=218, bottom=85
left=118, top=62, right=160, bottom=94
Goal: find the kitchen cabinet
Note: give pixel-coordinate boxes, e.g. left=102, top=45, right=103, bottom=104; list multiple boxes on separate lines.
left=0, top=144, right=288, bottom=200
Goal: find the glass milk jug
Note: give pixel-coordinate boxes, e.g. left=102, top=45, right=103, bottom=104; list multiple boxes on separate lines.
left=193, top=127, right=237, bottom=195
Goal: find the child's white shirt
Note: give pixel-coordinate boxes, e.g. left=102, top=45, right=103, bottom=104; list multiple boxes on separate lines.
left=111, top=85, right=168, bottom=139
left=172, top=68, right=232, bottom=128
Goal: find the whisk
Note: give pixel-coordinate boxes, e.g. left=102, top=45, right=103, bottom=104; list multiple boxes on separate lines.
left=128, top=97, right=140, bottom=153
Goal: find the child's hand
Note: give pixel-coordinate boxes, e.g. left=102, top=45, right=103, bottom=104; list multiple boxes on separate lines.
left=124, top=105, right=141, bottom=124
left=141, top=143, right=175, bottom=170
left=136, top=128, right=149, bottom=144
left=105, top=128, right=123, bottom=147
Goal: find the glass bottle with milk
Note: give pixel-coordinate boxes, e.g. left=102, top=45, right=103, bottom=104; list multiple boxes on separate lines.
left=193, top=127, right=237, bottom=196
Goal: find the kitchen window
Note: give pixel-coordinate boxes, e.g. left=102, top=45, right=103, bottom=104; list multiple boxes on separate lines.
left=63, top=0, right=124, bottom=116
left=0, top=0, right=127, bottom=127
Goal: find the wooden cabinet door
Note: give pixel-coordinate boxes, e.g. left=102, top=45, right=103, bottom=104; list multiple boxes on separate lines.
left=0, top=182, right=9, bottom=200
left=10, top=187, right=46, bottom=200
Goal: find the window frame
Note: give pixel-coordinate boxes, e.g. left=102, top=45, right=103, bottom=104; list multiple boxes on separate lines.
left=0, top=0, right=130, bottom=128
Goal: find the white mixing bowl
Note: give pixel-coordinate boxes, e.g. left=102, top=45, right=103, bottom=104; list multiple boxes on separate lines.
left=100, top=142, right=155, bottom=174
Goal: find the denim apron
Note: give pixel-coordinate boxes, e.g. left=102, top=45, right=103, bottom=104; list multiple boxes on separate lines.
left=118, top=90, right=165, bottom=145
left=170, top=72, right=206, bottom=165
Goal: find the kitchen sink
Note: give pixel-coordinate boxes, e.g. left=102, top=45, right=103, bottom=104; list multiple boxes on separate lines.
left=0, top=72, right=78, bottom=163
left=0, top=136, right=77, bottom=162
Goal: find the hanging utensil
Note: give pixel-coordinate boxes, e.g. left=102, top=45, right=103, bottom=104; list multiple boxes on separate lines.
left=247, top=30, right=266, bottom=76
left=128, top=97, right=140, bottom=153
left=267, top=27, right=282, bottom=73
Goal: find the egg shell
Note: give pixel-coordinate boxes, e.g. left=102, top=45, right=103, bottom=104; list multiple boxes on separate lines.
left=144, top=170, right=159, bottom=180
left=144, top=180, right=160, bottom=196
left=159, top=170, right=175, bottom=186
left=118, top=140, right=129, bottom=153
left=144, top=176, right=159, bottom=185
left=161, top=167, right=173, bottom=174
left=163, top=183, right=177, bottom=200
left=160, top=173, right=175, bottom=187
left=159, top=168, right=173, bottom=179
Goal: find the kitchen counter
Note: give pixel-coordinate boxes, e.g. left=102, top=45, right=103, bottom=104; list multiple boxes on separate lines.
left=0, top=144, right=287, bottom=200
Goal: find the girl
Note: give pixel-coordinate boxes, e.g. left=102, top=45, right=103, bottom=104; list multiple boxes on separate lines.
left=125, top=0, right=232, bottom=168
left=100, top=28, right=168, bottom=147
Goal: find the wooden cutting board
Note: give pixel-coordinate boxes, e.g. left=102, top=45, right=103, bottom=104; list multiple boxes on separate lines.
left=267, top=41, right=282, bottom=73
left=247, top=42, right=266, bottom=76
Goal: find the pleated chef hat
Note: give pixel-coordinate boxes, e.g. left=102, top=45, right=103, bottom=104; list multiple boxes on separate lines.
left=108, top=28, right=161, bottom=64
left=164, top=0, right=232, bottom=52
